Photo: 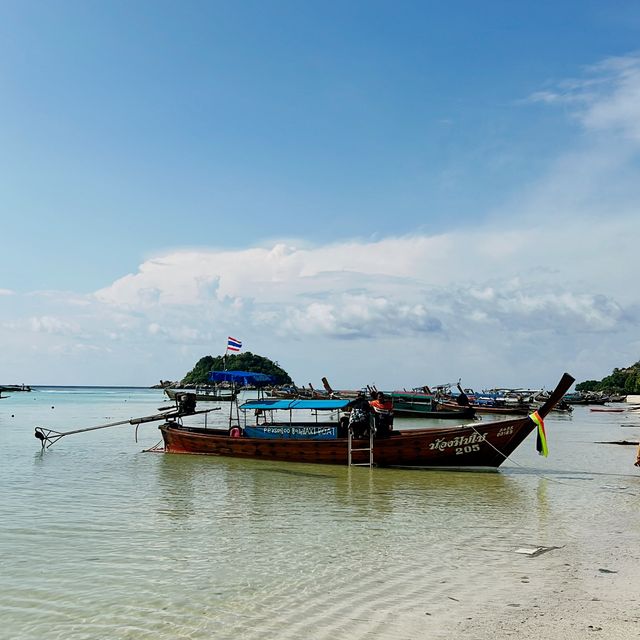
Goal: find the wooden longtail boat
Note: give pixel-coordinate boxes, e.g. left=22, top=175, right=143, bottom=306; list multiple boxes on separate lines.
left=563, top=392, right=608, bottom=405
left=323, top=377, right=434, bottom=403
left=387, top=391, right=434, bottom=403
left=164, top=387, right=237, bottom=402
left=433, top=398, right=530, bottom=415
left=158, top=372, right=574, bottom=469
left=391, top=400, right=476, bottom=420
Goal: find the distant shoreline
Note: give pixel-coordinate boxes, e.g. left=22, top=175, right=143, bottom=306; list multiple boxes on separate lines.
left=27, top=385, right=159, bottom=390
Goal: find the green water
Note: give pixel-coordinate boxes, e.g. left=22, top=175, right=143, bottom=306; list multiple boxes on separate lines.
left=1, top=388, right=639, bottom=639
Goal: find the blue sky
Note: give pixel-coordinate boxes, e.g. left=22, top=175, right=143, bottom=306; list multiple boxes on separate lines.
left=1, top=1, right=640, bottom=388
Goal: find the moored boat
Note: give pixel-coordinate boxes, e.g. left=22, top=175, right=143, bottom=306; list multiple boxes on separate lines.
left=157, top=372, right=574, bottom=469
left=164, top=387, right=237, bottom=402
left=563, top=391, right=608, bottom=405
left=432, top=382, right=534, bottom=415
left=391, top=399, right=476, bottom=420
left=0, top=384, right=31, bottom=392
left=387, top=390, right=434, bottom=403
left=433, top=397, right=530, bottom=415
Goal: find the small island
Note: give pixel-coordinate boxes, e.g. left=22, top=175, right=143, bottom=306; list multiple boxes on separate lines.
left=156, top=352, right=293, bottom=389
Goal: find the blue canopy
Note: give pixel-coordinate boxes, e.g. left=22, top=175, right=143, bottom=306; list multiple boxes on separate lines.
left=208, top=370, right=275, bottom=386
left=240, top=399, right=351, bottom=411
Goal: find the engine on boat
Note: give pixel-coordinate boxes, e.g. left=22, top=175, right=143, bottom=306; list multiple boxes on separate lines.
left=175, top=392, right=197, bottom=414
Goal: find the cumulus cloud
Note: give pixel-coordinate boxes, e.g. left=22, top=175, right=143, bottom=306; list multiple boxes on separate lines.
left=83, top=213, right=639, bottom=389
left=273, top=294, right=442, bottom=339
left=84, top=54, right=640, bottom=385
left=3, top=52, right=640, bottom=387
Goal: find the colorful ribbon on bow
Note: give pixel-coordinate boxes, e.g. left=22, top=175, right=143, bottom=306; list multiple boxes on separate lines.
left=529, top=410, right=548, bottom=457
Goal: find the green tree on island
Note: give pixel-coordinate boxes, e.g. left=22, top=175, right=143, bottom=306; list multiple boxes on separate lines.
left=182, top=352, right=293, bottom=386
left=576, top=360, right=640, bottom=394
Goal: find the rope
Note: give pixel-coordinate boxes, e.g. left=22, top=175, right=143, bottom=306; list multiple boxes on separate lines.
left=142, top=440, right=165, bottom=453
left=467, top=421, right=532, bottom=471
left=466, top=421, right=639, bottom=489
left=465, top=421, right=572, bottom=487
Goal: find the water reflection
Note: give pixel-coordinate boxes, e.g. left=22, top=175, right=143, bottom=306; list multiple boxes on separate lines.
left=151, top=453, right=536, bottom=525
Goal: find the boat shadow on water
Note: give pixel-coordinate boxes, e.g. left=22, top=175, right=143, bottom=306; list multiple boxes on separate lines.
left=149, top=451, right=537, bottom=522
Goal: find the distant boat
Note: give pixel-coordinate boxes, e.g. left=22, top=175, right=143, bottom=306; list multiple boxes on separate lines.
left=0, top=384, right=31, bottom=393
left=433, top=397, right=530, bottom=415
left=267, top=385, right=329, bottom=399
left=391, top=399, right=476, bottom=420
left=387, top=390, right=434, bottom=403
left=563, top=392, right=608, bottom=405
left=164, top=387, right=237, bottom=402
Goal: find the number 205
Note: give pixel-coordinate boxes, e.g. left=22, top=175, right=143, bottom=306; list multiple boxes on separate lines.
left=455, top=444, right=480, bottom=455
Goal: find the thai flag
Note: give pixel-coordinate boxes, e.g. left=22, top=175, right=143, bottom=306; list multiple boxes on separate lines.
left=227, top=336, right=242, bottom=352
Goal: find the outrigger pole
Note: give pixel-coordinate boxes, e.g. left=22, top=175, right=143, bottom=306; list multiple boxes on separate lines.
left=34, top=393, right=220, bottom=449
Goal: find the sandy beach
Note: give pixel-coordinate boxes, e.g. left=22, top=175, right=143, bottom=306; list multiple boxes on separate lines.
left=453, top=488, right=640, bottom=639
left=457, top=563, right=640, bottom=639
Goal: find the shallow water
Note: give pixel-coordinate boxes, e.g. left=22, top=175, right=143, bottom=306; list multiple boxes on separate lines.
left=1, top=388, right=639, bottom=639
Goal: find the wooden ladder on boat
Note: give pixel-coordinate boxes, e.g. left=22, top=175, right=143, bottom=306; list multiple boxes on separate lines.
left=347, top=426, right=374, bottom=467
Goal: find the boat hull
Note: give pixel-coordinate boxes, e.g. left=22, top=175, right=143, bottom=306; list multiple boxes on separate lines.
left=159, top=416, right=535, bottom=468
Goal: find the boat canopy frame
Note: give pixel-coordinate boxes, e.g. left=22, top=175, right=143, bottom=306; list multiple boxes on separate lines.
left=238, top=398, right=351, bottom=430
left=240, top=399, right=351, bottom=411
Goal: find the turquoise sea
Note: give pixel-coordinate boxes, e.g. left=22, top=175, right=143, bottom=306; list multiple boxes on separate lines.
left=1, top=387, right=639, bottom=639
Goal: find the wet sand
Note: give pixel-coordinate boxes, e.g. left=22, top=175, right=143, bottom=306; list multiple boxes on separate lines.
left=452, top=519, right=640, bottom=639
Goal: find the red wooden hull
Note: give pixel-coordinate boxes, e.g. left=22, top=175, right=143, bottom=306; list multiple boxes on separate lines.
left=159, top=373, right=574, bottom=469
left=160, top=417, right=528, bottom=469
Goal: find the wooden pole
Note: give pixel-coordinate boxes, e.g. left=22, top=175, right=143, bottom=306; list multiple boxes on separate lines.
left=35, top=406, right=220, bottom=449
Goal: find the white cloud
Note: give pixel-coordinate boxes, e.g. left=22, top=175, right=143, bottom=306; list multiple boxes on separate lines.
left=29, top=315, right=81, bottom=335
left=274, top=294, right=441, bottom=339
left=2, top=53, right=640, bottom=387
left=148, top=323, right=162, bottom=335
left=529, top=53, right=640, bottom=141
left=80, top=208, right=639, bottom=388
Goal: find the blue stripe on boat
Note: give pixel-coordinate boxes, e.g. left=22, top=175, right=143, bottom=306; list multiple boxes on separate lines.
left=240, top=399, right=351, bottom=411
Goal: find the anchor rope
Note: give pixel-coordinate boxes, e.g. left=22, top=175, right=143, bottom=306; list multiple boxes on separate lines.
left=466, top=419, right=639, bottom=489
